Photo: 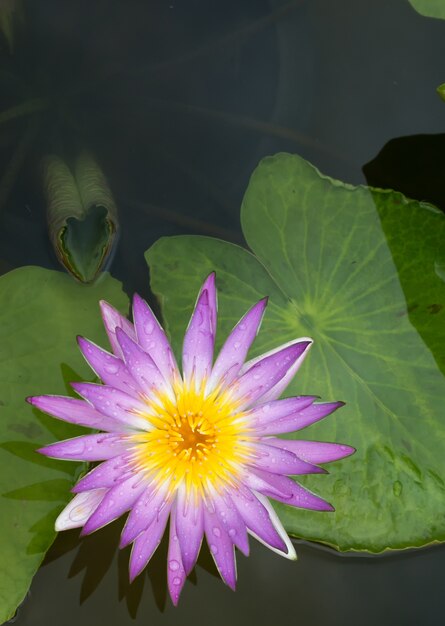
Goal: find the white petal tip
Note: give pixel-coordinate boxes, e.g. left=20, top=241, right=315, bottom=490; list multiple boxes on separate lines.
left=285, top=543, right=298, bottom=561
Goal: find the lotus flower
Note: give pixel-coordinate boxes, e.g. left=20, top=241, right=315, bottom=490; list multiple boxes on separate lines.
left=28, top=274, right=354, bottom=604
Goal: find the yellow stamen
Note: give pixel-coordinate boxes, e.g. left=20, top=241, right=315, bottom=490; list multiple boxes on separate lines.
left=129, top=380, right=254, bottom=498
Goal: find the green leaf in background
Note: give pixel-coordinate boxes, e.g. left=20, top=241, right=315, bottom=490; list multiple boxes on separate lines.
left=146, top=153, right=445, bottom=553
left=437, top=83, right=445, bottom=101
left=408, top=0, right=445, bottom=19
left=43, top=152, right=119, bottom=283
left=0, top=0, right=23, bottom=53
left=0, top=266, right=128, bottom=624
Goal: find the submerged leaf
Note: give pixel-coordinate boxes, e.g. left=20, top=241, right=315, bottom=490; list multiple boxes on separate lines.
left=0, top=118, right=39, bottom=213
left=0, top=266, right=128, bottom=624
left=44, top=152, right=119, bottom=283
left=0, top=97, right=48, bottom=125
left=146, top=153, right=445, bottom=553
left=0, top=0, right=23, bottom=53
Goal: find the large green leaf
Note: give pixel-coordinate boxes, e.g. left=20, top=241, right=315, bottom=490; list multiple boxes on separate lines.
left=146, top=153, right=445, bottom=553
left=0, top=267, right=128, bottom=623
left=408, top=0, right=445, bottom=19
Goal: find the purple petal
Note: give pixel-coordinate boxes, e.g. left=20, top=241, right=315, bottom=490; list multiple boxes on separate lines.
left=242, top=469, right=293, bottom=500
left=175, top=485, right=204, bottom=574
left=230, top=486, right=287, bottom=552
left=55, top=489, right=107, bottom=531
left=267, top=439, right=355, bottom=464
left=254, top=493, right=296, bottom=560
left=255, top=401, right=345, bottom=435
left=240, top=338, right=313, bottom=403
left=116, top=327, right=172, bottom=397
left=203, top=504, right=237, bottom=590
left=208, top=298, right=268, bottom=393
left=81, top=472, right=147, bottom=535
left=99, top=300, right=135, bottom=358
left=120, top=480, right=171, bottom=548
left=246, top=442, right=326, bottom=475
left=77, top=336, right=141, bottom=394
left=182, top=276, right=217, bottom=389
left=247, top=468, right=334, bottom=511
left=228, top=341, right=312, bottom=409
left=132, top=293, right=180, bottom=382
left=202, top=272, right=218, bottom=336
left=72, top=454, right=134, bottom=492
left=38, top=433, right=130, bottom=461
left=245, top=396, right=317, bottom=430
left=71, top=383, right=151, bottom=430
left=129, top=502, right=171, bottom=582
left=213, top=491, right=249, bottom=556
left=27, top=395, right=125, bottom=432
left=167, top=506, right=187, bottom=606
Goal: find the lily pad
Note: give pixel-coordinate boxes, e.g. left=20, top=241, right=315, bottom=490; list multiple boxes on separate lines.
left=0, top=266, right=128, bottom=623
left=437, top=84, right=445, bottom=102
left=146, top=153, right=445, bottom=553
left=408, top=0, right=445, bottom=19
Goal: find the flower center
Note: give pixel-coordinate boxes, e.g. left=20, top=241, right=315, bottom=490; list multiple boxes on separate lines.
left=170, top=414, right=215, bottom=460
left=130, top=383, right=252, bottom=495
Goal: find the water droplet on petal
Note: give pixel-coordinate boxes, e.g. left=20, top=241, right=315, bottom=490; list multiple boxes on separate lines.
left=233, top=341, right=241, bottom=350
left=173, top=577, right=182, bottom=586
left=210, top=544, right=218, bottom=554
left=104, top=362, right=119, bottom=375
left=212, top=527, right=221, bottom=537
left=228, top=528, right=236, bottom=538
left=169, top=560, right=180, bottom=571
left=144, top=320, right=155, bottom=335
left=197, top=309, right=204, bottom=325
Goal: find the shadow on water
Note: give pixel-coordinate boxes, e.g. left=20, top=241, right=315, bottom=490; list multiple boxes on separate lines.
left=364, top=134, right=445, bottom=214
left=13, top=525, right=445, bottom=624
left=39, top=516, right=221, bottom=618
left=40, top=518, right=166, bottom=616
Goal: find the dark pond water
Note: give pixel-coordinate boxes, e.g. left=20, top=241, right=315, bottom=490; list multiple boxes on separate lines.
left=2, top=0, right=445, bottom=624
